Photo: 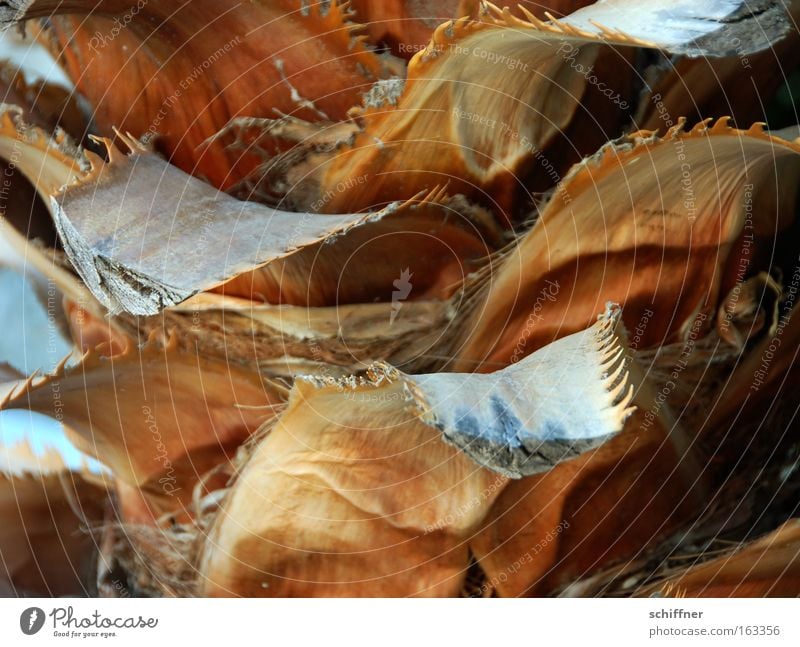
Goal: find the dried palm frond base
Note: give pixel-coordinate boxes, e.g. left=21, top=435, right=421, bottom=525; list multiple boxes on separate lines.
left=1, top=0, right=799, bottom=598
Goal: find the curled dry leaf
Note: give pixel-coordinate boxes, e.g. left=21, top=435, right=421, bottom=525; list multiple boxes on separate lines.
left=709, top=299, right=800, bottom=428
left=0, top=333, right=286, bottom=515
left=64, top=299, right=131, bottom=357
left=0, top=471, right=107, bottom=596
left=207, top=192, right=500, bottom=307
left=454, top=120, right=800, bottom=371
left=715, top=272, right=782, bottom=351
left=113, top=293, right=456, bottom=378
left=432, top=122, right=800, bottom=595
left=0, top=105, right=501, bottom=314
left=635, top=520, right=800, bottom=597
left=0, top=58, right=91, bottom=255
left=281, top=1, right=789, bottom=217
left=526, top=265, right=800, bottom=597
left=0, top=0, right=798, bottom=600
left=3, top=0, right=393, bottom=189
left=0, top=62, right=87, bottom=138
left=469, top=406, right=707, bottom=596
left=199, top=307, right=636, bottom=595
left=411, top=304, right=636, bottom=476
left=0, top=417, right=109, bottom=596
left=348, top=0, right=594, bottom=59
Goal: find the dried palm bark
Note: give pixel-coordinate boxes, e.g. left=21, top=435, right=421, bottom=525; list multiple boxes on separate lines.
left=0, top=106, right=500, bottom=314
left=454, top=121, right=800, bottom=370
left=0, top=0, right=798, bottom=600
left=0, top=410, right=109, bottom=596
left=277, top=1, right=788, bottom=217
left=3, top=1, right=394, bottom=189
left=0, top=334, right=285, bottom=515
left=636, top=520, right=800, bottom=597
left=200, top=307, right=635, bottom=596
left=633, top=0, right=800, bottom=132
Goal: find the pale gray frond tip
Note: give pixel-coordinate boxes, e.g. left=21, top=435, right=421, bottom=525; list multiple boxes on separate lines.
left=0, top=1, right=32, bottom=30
left=49, top=150, right=412, bottom=315
left=563, top=0, right=789, bottom=57
left=410, top=304, right=636, bottom=478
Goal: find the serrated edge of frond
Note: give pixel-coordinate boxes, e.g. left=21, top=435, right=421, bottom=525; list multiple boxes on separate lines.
left=0, top=329, right=185, bottom=412
left=405, top=1, right=656, bottom=84
left=555, top=117, right=800, bottom=200
left=299, top=0, right=388, bottom=79
left=0, top=103, right=102, bottom=192
left=594, top=304, right=637, bottom=423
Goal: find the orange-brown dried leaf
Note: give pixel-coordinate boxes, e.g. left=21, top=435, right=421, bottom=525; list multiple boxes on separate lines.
left=636, top=520, right=800, bottom=597
left=199, top=310, right=636, bottom=595
left=283, top=1, right=788, bottom=218
left=19, top=0, right=391, bottom=189
left=0, top=431, right=108, bottom=596
left=201, top=375, right=503, bottom=597
left=0, top=471, right=107, bottom=596
left=0, top=106, right=501, bottom=314
left=454, top=121, right=800, bottom=371
left=470, top=406, right=706, bottom=596
left=0, top=59, right=90, bottom=247
left=0, top=335, right=285, bottom=514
